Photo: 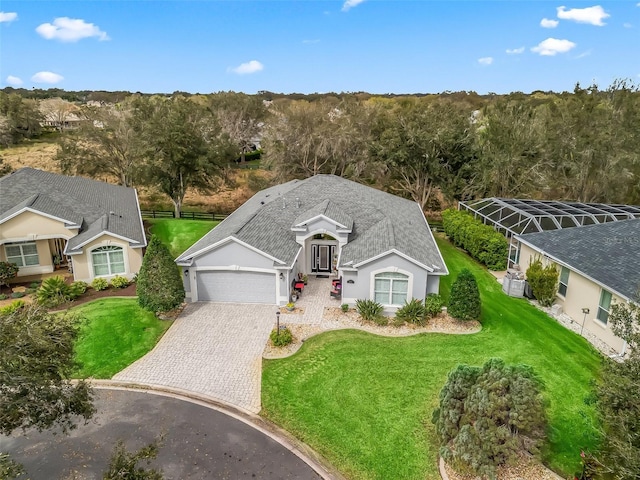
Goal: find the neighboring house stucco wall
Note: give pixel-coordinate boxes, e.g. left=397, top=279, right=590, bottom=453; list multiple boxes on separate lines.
left=341, top=252, right=431, bottom=312
left=0, top=211, right=75, bottom=277
left=519, top=243, right=626, bottom=352
left=71, top=235, right=143, bottom=282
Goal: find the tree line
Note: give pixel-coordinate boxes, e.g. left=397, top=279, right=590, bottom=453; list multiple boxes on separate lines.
left=1, top=81, right=638, bottom=215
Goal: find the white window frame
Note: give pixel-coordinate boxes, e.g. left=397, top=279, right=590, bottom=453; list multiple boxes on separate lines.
left=5, top=241, right=40, bottom=267
left=370, top=267, right=413, bottom=307
left=558, top=266, right=570, bottom=297
left=91, top=245, right=126, bottom=277
left=596, top=289, right=612, bottom=325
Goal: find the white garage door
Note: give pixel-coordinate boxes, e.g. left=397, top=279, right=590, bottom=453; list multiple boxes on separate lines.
left=196, top=271, right=276, bottom=304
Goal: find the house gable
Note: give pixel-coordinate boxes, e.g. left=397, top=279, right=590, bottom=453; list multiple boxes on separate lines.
left=0, top=210, right=77, bottom=243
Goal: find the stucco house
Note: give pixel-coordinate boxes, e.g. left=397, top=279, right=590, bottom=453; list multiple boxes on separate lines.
left=176, top=175, right=448, bottom=309
left=515, top=219, right=640, bottom=354
left=0, top=168, right=146, bottom=283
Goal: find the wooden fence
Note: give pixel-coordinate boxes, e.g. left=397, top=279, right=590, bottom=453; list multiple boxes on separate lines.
left=141, top=210, right=228, bottom=221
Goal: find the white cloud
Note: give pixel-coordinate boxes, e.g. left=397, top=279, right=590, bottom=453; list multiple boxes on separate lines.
left=623, top=22, right=633, bottom=28
left=576, top=50, right=592, bottom=59
left=506, top=47, right=525, bottom=54
left=342, top=0, right=366, bottom=12
left=540, top=18, right=559, bottom=28
left=0, top=12, right=17, bottom=23
left=556, top=5, right=610, bottom=26
left=478, top=57, right=494, bottom=66
left=228, top=60, right=264, bottom=75
left=36, top=17, right=109, bottom=42
left=31, top=71, right=64, bottom=84
left=531, top=38, right=577, bottom=56
left=6, top=75, right=23, bottom=86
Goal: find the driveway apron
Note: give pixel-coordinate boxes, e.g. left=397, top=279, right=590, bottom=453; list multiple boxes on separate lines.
left=113, top=302, right=276, bottom=413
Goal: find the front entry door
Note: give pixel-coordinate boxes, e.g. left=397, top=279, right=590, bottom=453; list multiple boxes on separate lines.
left=311, top=244, right=334, bottom=273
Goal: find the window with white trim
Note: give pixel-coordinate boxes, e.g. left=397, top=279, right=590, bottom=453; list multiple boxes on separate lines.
left=91, top=246, right=125, bottom=276
left=596, top=289, right=612, bottom=324
left=5, top=241, right=39, bottom=267
left=558, top=266, right=570, bottom=297
left=373, top=272, right=409, bottom=306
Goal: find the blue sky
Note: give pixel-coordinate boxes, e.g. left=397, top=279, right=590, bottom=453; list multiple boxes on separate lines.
left=1, top=1, right=638, bottom=94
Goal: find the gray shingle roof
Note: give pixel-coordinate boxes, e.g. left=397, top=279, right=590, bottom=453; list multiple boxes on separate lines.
left=177, top=175, right=447, bottom=273
left=0, top=168, right=146, bottom=251
left=518, top=219, right=640, bottom=300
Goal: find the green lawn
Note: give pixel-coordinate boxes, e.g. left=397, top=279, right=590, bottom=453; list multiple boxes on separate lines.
left=262, top=236, right=602, bottom=480
left=146, top=218, right=218, bottom=258
left=72, top=298, right=171, bottom=379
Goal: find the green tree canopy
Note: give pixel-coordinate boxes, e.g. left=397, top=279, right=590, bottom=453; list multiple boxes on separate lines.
left=433, top=358, right=547, bottom=479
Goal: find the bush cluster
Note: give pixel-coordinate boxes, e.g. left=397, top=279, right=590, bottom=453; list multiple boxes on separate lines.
left=137, top=235, right=185, bottom=313
left=356, top=299, right=384, bottom=323
left=91, top=277, right=109, bottom=291
left=110, top=275, right=130, bottom=289
left=395, top=298, right=427, bottom=325
left=525, top=257, right=558, bottom=307
left=36, top=276, right=85, bottom=307
left=270, top=326, right=293, bottom=347
left=442, top=209, right=508, bottom=270
left=425, top=294, right=445, bottom=317
left=0, top=299, right=25, bottom=316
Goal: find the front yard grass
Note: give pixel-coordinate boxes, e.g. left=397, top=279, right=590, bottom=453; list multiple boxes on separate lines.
left=72, top=298, right=171, bottom=379
left=262, top=237, right=602, bottom=480
left=146, top=218, right=218, bottom=258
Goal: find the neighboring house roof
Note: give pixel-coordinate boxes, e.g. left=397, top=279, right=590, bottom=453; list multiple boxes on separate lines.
left=0, top=168, right=146, bottom=251
left=177, top=175, right=447, bottom=274
left=517, top=219, right=640, bottom=301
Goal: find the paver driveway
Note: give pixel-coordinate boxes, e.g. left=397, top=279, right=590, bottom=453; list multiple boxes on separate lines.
left=113, top=302, right=276, bottom=413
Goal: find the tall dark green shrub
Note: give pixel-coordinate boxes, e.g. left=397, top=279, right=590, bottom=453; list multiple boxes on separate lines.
left=442, top=209, right=508, bottom=270
left=432, top=359, right=547, bottom=479
left=448, top=269, right=481, bottom=321
left=137, top=235, right=185, bottom=313
left=525, top=257, right=558, bottom=307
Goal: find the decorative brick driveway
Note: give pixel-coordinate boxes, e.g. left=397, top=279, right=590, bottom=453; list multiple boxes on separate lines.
left=113, top=302, right=277, bottom=413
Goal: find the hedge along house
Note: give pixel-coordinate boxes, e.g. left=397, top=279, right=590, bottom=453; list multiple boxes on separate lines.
left=516, top=219, right=640, bottom=355
left=0, top=168, right=147, bottom=283
left=176, top=175, right=448, bottom=310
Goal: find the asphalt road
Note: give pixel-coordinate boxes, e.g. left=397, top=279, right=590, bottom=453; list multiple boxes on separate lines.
left=1, top=388, right=322, bottom=480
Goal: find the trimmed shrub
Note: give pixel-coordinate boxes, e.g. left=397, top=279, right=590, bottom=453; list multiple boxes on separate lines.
left=37, top=276, right=82, bottom=307
left=91, top=277, right=109, bottom=291
left=10, top=291, right=25, bottom=299
left=425, top=294, right=445, bottom=317
left=270, top=326, right=293, bottom=347
left=110, top=275, right=130, bottom=289
left=448, top=269, right=481, bottom=321
left=442, top=209, right=508, bottom=270
left=395, top=298, right=426, bottom=325
left=137, top=235, right=185, bottom=313
left=0, top=299, right=26, bottom=316
left=29, top=282, right=41, bottom=289
left=432, top=358, right=547, bottom=479
left=356, top=299, right=384, bottom=323
left=70, top=281, right=88, bottom=295
left=525, top=257, right=558, bottom=307
left=341, top=303, right=349, bottom=313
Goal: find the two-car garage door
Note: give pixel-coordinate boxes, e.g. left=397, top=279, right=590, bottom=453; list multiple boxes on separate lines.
left=196, top=271, right=276, bottom=304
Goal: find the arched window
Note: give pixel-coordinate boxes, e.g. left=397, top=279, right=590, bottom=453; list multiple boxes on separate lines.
left=373, top=272, right=409, bottom=306
left=92, top=246, right=125, bottom=276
